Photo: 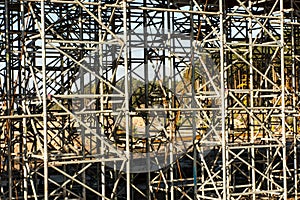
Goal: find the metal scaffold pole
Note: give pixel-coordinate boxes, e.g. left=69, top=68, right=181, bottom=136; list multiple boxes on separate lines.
left=280, top=0, right=287, bottom=199
left=123, top=0, right=131, bottom=199
left=4, top=0, right=12, bottom=198
left=219, top=0, right=228, bottom=199
left=41, top=0, right=48, bottom=199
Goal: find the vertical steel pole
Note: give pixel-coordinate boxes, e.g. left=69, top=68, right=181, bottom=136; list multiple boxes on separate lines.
left=141, top=1, right=151, bottom=198
left=219, top=0, right=228, bottom=199
left=168, top=15, right=175, bottom=200
left=41, top=0, right=48, bottom=199
left=280, top=0, right=287, bottom=199
left=5, top=0, right=12, bottom=199
left=21, top=1, right=28, bottom=199
left=166, top=1, right=172, bottom=199
left=190, top=1, right=198, bottom=198
left=123, top=1, right=131, bottom=199
left=98, top=4, right=106, bottom=200
left=167, top=2, right=175, bottom=198
left=248, top=1, right=256, bottom=200
left=78, top=5, right=87, bottom=200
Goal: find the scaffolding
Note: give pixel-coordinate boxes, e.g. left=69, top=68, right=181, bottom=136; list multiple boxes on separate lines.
left=0, top=0, right=300, bottom=199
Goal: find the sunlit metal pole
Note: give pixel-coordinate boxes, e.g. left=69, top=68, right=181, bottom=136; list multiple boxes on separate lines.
left=20, top=1, right=28, bottom=199
left=123, top=1, right=131, bottom=199
left=98, top=4, right=106, bottom=200
left=5, top=0, right=12, bottom=198
left=41, top=0, right=48, bottom=199
left=280, top=0, right=287, bottom=199
left=247, top=1, right=256, bottom=200
left=219, top=0, right=228, bottom=199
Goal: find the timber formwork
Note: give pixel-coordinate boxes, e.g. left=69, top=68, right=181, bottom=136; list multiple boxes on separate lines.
left=0, top=0, right=300, bottom=199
